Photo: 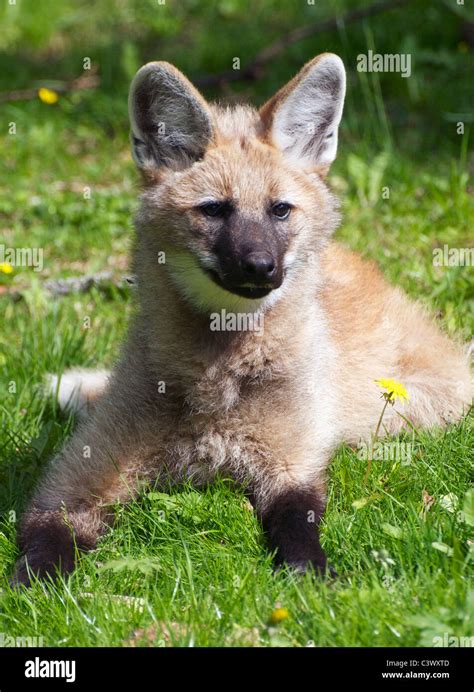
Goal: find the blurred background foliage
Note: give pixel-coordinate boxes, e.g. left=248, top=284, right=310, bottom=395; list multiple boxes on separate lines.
left=1, top=0, right=473, bottom=149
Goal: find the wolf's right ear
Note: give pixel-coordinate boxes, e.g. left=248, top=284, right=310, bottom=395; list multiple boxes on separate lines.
left=260, top=54, right=346, bottom=173
left=128, top=62, right=213, bottom=172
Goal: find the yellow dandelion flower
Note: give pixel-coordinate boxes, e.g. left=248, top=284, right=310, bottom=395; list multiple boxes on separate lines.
left=38, top=88, right=59, bottom=105
left=0, top=262, right=13, bottom=274
left=269, top=607, right=290, bottom=624
left=375, top=378, right=410, bottom=403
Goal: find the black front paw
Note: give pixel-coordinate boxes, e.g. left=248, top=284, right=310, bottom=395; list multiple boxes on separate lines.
left=11, top=544, right=76, bottom=588
left=260, top=487, right=335, bottom=579
left=11, top=511, right=77, bottom=587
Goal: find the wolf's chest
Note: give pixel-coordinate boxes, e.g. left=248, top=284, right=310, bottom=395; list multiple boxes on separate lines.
left=166, top=412, right=261, bottom=486
left=182, top=338, right=285, bottom=415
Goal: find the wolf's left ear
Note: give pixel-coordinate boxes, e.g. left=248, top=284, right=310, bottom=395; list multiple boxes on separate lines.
left=128, top=61, right=213, bottom=172
left=260, top=54, right=346, bottom=172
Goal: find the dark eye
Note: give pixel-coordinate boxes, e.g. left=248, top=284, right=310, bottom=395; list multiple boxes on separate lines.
left=199, top=202, right=229, bottom=218
left=272, top=202, right=292, bottom=220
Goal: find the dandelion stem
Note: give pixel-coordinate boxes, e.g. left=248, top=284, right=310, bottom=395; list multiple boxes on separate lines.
left=374, top=396, right=391, bottom=440
left=364, top=396, right=391, bottom=484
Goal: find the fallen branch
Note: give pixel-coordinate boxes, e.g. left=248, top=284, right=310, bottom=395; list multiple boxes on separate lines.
left=44, top=271, right=133, bottom=296
left=0, top=70, right=100, bottom=103
left=2, top=272, right=133, bottom=302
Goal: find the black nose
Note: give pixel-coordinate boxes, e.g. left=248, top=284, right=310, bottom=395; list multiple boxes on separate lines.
left=241, top=252, right=276, bottom=284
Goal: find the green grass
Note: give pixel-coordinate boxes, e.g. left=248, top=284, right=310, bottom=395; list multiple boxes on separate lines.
left=0, top=0, right=473, bottom=648
left=0, top=440, right=473, bottom=646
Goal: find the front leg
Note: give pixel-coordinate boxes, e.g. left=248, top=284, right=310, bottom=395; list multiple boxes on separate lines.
left=12, top=395, right=164, bottom=587
left=257, top=486, right=330, bottom=575
left=13, top=504, right=105, bottom=586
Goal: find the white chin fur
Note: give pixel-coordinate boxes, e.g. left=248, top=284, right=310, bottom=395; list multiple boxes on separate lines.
left=165, top=249, right=287, bottom=314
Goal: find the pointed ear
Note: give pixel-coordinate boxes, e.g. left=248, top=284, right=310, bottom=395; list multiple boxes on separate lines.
left=260, top=53, right=346, bottom=173
left=128, top=61, right=213, bottom=172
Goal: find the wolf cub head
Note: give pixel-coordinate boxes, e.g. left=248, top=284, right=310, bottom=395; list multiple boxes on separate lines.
left=129, top=54, right=345, bottom=313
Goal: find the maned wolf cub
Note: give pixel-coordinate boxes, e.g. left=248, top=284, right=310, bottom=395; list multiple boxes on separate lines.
left=14, top=54, right=472, bottom=585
